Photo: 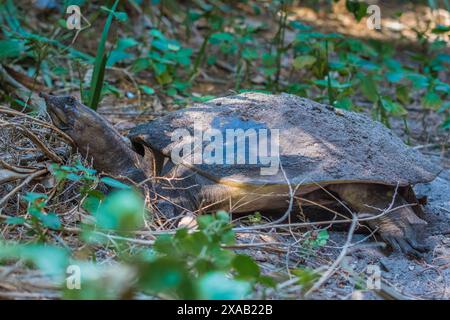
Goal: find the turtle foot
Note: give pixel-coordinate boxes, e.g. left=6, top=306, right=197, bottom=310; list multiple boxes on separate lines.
left=383, top=234, right=428, bottom=258
left=155, top=200, right=180, bottom=219
left=374, top=213, right=429, bottom=259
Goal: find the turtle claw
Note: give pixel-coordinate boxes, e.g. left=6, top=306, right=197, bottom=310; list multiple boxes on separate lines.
left=384, top=235, right=426, bottom=259
left=379, top=220, right=429, bottom=258
left=155, top=200, right=178, bottom=218
left=371, top=210, right=429, bottom=259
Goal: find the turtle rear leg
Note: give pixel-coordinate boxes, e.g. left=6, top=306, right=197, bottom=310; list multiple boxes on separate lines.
left=329, top=184, right=428, bottom=257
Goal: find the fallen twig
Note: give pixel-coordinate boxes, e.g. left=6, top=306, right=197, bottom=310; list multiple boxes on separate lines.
left=304, top=210, right=358, bottom=298
left=0, top=168, right=48, bottom=208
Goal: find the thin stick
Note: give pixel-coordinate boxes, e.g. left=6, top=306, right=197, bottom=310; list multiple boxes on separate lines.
left=0, top=169, right=47, bottom=207
left=304, top=210, right=358, bottom=298
left=0, top=107, right=73, bottom=144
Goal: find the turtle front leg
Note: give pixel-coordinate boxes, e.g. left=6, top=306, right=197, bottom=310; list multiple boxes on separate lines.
left=329, top=184, right=428, bottom=257
left=370, top=208, right=428, bottom=257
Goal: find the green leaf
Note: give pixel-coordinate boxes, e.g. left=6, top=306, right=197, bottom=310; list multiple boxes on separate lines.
left=131, top=58, right=151, bottom=73
left=67, top=173, right=82, bottom=182
left=353, top=58, right=380, bottom=71
left=5, top=216, right=26, bottom=225
left=139, top=257, right=195, bottom=299
left=422, top=91, right=442, bottom=110
left=380, top=97, right=408, bottom=116
left=435, top=81, right=450, bottom=93
left=334, top=97, right=353, bottom=110
left=88, top=0, right=120, bottom=110
left=82, top=190, right=105, bottom=213
left=191, top=95, right=216, bottom=102
left=153, top=62, right=167, bottom=76
left=436, top=53, right=450, bottom=65
left=242, top=48, right=258, bottom=60
left=88, top=53, right=107, bottom=110
left=140, top=85, right=155, bottom=95
left=0, top=39, right=26, bottom=60
left=386, top=70, right=404, bottom=83
left=396, top=85, right=410, bottom=105
left=197, top=272, right=251, bottom=300
left=359, top=75, right=379, bottom=102
left=292, top=267, right=320, bottom=291
left=107, top=37, right=138, bottom=66
left=23, top=192, right=48, bottom=203
left=210, top=32, right=234, bottom=43
left=262, top=53, right=276, bottom=67
left=407, top=73, right=429, bottom=89
left=438, top=101, right=450, bottom=113
left=39, top=213, right=62, bottom=230
left=442, top=117, right=450, bottom=129
left=165, top=87, right=177, bottom=96
left=345, top=0, right=369, bottom=21
left=262, top=67, right=277, bottom=76
left=95, top=190, right=144, bottom=231
left=289, top=21, right=312, bottom=31
left=292, top=55, right=317, bottom=69
left=313, top=79, right=352, bottom=90
left=167, top=43, right=180, bottom=51
left=315, top=229, right=329, bottom=246
left=431, top=25, right=450, bottom=34
left=152, top=39, right=170, bottom=51
left=113, top=11, right=128, bottom=22
left=150, top=29, right=165, bottom=39
left=329, top=60, right=346, bottom=71
left=0, top=244, right=69, bottom=277
left=232, top=255, right=260, bottom=279
left=100, top=177, right=131, bottom=190
left=100, top=7, right=128, bottom=22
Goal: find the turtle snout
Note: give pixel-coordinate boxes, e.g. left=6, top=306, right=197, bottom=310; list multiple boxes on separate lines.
left=39, top=91, right=58, bottom=101
left=41, top=93, right=71, bottom=129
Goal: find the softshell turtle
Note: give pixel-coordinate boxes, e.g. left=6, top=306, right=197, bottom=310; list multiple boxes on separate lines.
left=40, top=92, right=441, bottom=256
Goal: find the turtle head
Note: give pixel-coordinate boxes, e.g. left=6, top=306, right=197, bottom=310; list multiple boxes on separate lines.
left=40, top=92, right=114, bottom=143
left=41, top=92, right=125, bottom=149
left=40, top=92, right=150, bottom=182
left=39, top=92, right=79, bottom=132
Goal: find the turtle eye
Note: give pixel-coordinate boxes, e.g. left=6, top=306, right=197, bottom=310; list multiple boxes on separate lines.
left=64, top=96, right=77, bottom=107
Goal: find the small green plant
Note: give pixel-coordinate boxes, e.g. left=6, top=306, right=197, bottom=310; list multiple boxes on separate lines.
left=1, top=207, right=273, bottom=299
left=303, top=229, right=329, bottom=249
left=1, top=161, right=272, bottom=299
left=49, top=160, right=131, bottom=214
left=186, top=1, right=228, bottom=79
left=87, top=0, right=123, bottom=110
left=132, top=211, right=274, bottom=299
left=132, top=28, right=193, bottom=97
left=5, top=192, right=62, bottom=241
left=345, top=0, right=369, bottom=22
left=292, top=267, right=321, bottom=292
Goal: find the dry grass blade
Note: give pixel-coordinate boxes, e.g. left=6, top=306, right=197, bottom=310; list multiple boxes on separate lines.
left=0, top=107, right=74, bottom=144
left=0, top=169, right=30, bottom=184
left=0, top=168, right=48, bottom=207
left=304, top=211, right=358, bottom=298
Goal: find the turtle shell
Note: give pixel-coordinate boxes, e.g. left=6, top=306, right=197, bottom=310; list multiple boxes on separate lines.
left=129, top=93, right=440, bottom=188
